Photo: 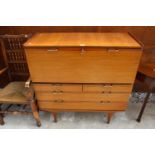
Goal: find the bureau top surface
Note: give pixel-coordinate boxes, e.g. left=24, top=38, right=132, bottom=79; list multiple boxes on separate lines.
left=24, top=33, right=141, bottom=48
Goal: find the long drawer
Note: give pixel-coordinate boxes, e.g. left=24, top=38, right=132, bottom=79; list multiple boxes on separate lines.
left=33, top=84, right=82, bottom=92
left=83, top=84, right=132, bottom=93
left=35, top=92, right=130, bottom=102
left=38, top=101, right=128, bottom=111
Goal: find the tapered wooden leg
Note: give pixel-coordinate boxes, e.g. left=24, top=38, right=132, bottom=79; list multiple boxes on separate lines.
left=52, top=112, right=57, bottom=122
left=137, top=92, right=151, bottom=122
left=107, top=112, right=113, bottom=124
left=30, top=101, right=41, bottom=127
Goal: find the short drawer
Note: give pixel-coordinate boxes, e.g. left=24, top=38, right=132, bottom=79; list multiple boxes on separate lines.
left=38, top=101, right=128, bottom=111
left=35, top=92, right=130, bottom=102
left=33, top=84, right=82, bottom=92
left=83, top=84, right=132, bottom=93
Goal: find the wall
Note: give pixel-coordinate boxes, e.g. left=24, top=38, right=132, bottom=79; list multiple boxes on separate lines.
left=0, top=26, right=155, bottom=46
left=0, top=26, right=153, bottom=45
left=1, top=26, right=155, bottom=67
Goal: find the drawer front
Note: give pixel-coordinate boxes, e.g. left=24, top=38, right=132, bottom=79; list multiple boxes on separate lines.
left=33, top=84, right=82, bottom=92
left=38, top=101, right=128, bottom=111
left=83, top=84, right=132, bottom=93
left=25, top=48, right=142, bottom=83
left=35, top=92, right=130, bottom=102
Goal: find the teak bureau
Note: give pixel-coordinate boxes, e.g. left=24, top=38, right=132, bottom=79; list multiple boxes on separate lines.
left=24, top=33, right=142, bottom=123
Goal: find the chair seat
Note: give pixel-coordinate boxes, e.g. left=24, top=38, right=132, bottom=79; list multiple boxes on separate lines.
left=0, top=82, right=34, bottom=104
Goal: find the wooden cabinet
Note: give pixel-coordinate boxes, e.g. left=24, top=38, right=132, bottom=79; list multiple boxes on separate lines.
left=24, top=33, right=142, bottom=123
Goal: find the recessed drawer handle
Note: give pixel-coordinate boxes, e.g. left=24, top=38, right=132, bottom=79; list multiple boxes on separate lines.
left=53, top=100, right=64, bottom=103
left=103, top=85, right=112, bottom=87
left=47, top=49, right=58, bottom=52
left=51, top=84, right=62, bottom=86
left=52, top=90, right=63, bottom=93
left=107, top=49, right=119, bottom=52
left=102, top=91, right=111, bottom=94
left=100, top=101, right=111, bottom=104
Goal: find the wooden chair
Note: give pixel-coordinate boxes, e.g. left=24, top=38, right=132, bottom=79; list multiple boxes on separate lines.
left=0, top=34, right=41, bottom=127
left=0, top=67, right=41, bottom=126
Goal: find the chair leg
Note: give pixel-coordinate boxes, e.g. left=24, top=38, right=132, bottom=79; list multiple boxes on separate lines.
left=0, top=114, right=4, bottom=125
left=0, top=105, right=4, bottom=125
left=107, top=112, right=113, bottom=124
left=137, top=92, right=151, bottom=122
left=52, top=112, right=57, bottom=122
left=30, top=101, right=41, bottom=127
